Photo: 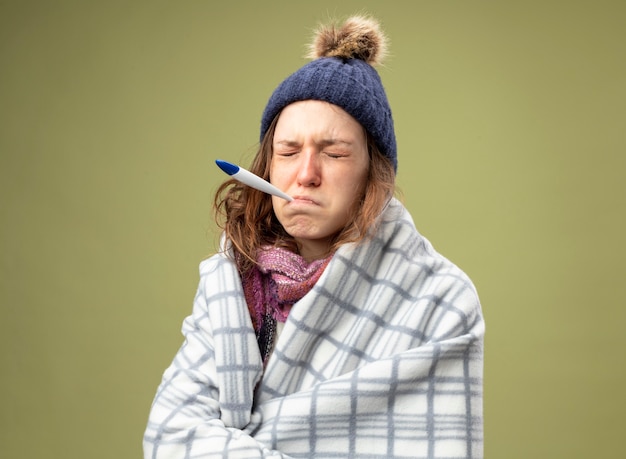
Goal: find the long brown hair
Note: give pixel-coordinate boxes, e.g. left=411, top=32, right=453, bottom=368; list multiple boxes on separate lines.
left=214, top=114, right=396, bottom=275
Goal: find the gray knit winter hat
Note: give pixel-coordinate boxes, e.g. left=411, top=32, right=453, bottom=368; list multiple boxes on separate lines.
left=260, top=16, right=397, bottom=172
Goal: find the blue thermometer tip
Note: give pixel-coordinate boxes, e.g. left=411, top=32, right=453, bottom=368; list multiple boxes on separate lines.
left=215, top=159, right=239, bottom=175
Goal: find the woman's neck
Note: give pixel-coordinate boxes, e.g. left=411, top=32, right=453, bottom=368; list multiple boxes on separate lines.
left=296, top=239, right=332, bottom=262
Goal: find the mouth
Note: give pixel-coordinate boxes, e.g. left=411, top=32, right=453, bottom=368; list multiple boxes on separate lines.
left=291, top=195, right=319, bottom=205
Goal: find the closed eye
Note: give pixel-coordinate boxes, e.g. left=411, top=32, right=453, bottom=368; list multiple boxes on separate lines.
left=324, top=151, right=349, bottom=159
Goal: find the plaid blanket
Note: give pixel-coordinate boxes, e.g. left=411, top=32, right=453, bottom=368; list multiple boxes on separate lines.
left=144, top=198, right=484, bottom=458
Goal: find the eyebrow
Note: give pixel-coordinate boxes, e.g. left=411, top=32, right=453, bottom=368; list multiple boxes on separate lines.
left=274, top=138, right=354, bottom=148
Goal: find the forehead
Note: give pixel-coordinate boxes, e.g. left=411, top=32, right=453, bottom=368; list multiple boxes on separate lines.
left=273, top=100, right=365, bottom=142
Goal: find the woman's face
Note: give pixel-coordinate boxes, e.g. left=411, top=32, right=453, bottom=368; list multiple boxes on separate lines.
left=270, top=100, right=369, bottom=261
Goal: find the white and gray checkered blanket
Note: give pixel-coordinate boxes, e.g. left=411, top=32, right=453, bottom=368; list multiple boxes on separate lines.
left=144, top=198, right=484, bottom=458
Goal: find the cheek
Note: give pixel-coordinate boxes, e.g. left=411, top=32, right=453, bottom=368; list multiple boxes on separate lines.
left=347, top=165, right=369, bottom=195
left=335, top=169, right=368, bottom=214
left=269, top=161, right=289, bottom=186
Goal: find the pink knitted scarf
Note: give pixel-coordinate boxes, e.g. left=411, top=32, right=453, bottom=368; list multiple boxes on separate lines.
left=242, top=246, right=333, bottom=363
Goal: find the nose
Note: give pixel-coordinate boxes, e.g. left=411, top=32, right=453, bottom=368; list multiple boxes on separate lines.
left=296, top=151, right=321, bottom=187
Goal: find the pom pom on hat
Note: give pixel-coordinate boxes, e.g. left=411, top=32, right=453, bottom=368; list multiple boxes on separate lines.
left=306, top=15, right=388, bottom=65
left=260, top=15, right=397, bottom=172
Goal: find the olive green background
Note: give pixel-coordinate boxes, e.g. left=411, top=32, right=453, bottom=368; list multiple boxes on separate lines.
left=1, top=1, right=624, bottom=458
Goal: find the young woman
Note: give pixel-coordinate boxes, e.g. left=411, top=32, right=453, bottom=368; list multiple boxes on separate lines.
left=144, top=15, right=484, bottom=459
